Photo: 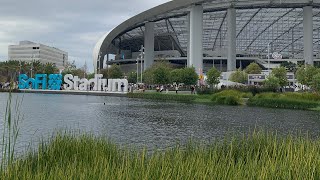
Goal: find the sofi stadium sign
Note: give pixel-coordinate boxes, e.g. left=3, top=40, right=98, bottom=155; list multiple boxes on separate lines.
left=18, top=74, right=128, bottom=93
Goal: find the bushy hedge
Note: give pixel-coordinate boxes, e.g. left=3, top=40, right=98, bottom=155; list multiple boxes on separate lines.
left=248, top=92, right=320, bottom=110
left=197, top=86, right=275, bottom=95
left=196, top=87, right=216, bottom=95
left=127, top=93, right=197, bottom=102
left=211, top=90, right=253, bottom=106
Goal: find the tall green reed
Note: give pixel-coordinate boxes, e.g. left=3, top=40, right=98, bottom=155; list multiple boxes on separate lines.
left=1, top=86, right=23, bottom=171
left=2, top=131, right=320, bottom=179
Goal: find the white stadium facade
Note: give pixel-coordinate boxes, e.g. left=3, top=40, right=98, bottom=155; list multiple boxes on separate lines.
left=93, top=0, right=320, bottom=74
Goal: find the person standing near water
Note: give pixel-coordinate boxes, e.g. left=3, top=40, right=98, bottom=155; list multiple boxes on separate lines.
left=121, top=82, right=124, bottom=92
left=190, top=86, right=195, bottom=94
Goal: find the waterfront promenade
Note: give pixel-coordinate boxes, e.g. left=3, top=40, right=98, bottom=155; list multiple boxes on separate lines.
left=7, top=89, right=128, bottom=97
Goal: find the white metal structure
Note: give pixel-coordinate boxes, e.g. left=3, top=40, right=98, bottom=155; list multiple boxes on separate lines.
left=93, top=0, right=320, bottom=73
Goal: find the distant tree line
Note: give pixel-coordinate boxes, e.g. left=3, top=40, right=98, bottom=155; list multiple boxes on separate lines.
left=228, top=62, right=320, bottom=92
left=0, top=60, right=59, bottom=82
left=101, top=62, right=222, bottom=86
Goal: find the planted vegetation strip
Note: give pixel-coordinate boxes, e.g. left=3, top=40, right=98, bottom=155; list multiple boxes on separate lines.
left=0, top=89, right=20, bottom=93
left=248, top=97, right=320, bottom=110
left=254, top=92, right=320, bottom=102
left=127, top=93, right=197, bottom=102
left=248, top=92, right=320, bottom=110
left=2, top=132, right=320, bottom=179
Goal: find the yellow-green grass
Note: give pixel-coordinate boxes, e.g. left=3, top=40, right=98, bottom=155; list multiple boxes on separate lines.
left=309, top=106, right=320, bottom=111
left=248, top=92, right=320, bottom=110
left=2, top=132, right=320, bottom=179
left=193, top=94, right=213, bottom=104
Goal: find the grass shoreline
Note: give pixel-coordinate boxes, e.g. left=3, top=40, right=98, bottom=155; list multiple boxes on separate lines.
left=2, top=132, right=320, bottom=179
left=127, top=91, right=320, bottom=111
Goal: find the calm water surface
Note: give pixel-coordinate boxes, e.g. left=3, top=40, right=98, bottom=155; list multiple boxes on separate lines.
left=0, top=92, right=320, bottom=152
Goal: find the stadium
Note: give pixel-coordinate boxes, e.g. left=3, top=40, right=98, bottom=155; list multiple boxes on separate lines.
left=93, top=0, right=320, bottom=75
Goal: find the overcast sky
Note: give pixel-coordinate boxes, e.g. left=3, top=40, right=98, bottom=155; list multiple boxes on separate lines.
left=0, top=0, right=170, bottom=72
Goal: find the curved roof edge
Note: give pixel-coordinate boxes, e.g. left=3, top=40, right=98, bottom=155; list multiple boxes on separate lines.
left=92, top=0, right=205, bottom=71
left=93, top=32, right=109, bottom=71
left=93, top=0, right=320, bottom=71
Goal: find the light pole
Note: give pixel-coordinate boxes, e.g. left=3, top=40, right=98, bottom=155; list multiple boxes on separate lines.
left=30, top=54, right=34, bottom=78
left=267, top=42, right=270, bottom=73
left=140, top=55, right=143, bottom=83
left=136, top=56, right=139, bottom=83
left=19, top=60, right=21, bottom=76
left=267, top=42, right=272, bottom=74
left=139, top=45, right=144, bottom=83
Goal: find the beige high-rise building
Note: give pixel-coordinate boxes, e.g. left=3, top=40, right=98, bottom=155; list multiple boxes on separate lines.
left=8, top=41, right=68, bottom=69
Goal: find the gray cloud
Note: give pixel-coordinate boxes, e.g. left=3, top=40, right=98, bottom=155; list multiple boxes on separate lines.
left=0, top=0, right=170, bottom=72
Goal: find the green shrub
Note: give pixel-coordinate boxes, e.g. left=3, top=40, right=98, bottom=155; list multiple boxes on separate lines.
left=214, top=96, right=227, bottom=104
left=224, top=96, right=240, bottom=106
left=211, top=90, right=251, bottom=105
left=196, top=87, right=215, bottom=95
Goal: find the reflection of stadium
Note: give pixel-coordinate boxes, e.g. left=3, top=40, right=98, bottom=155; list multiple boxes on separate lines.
left=93, top=0, right=320, bottom=74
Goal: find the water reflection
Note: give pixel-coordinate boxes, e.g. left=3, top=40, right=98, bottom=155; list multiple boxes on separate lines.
left=0, top=92, right=319, bottom=152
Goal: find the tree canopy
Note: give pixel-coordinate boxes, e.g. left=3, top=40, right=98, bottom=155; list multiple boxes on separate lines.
left=126, top=71, right=137, bottom=84
left=142, top=62, right=172, bottom=84
left=0, top=60, right=59, bottom=82
left=311, top=73, right=320, bottom=92
left=245, top=63, right=262, bottom=74
left=271, top=67, right=288, bottom=87
left=229, top=69, right=247, bottom=84
left=206, top=67, right=221, bottom=85
left=181, top=67, right=198, bottom=85
left=95, top=65, right=124, bottom=80
left=296, top=65, right=320, bottom=87
left=263, top=75, right=280, bottom=90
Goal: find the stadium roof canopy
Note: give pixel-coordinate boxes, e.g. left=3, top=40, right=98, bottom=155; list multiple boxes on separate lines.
left=93, top=0, right=320, bottom=71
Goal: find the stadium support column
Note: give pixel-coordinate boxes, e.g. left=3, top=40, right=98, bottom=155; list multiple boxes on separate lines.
left=227, top=8, right=236, bottom=71
left=188, top=5, right=203, bottom=74
left=303, top=6, right=313, bottom=66
left=99, top=55, right=104, bottom=70
left=144, top=22, right=155, bottom=70
left=187, top=14, right=190, bottom=66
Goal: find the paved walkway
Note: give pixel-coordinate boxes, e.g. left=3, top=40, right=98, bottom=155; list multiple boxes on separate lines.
left=18, top=89, right=127, bottom=97
left=2, top=89, right=194, bottom=97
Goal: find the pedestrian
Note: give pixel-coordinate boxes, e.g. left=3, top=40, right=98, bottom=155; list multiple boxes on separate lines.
left=175, top=85, right=179, bottom=94
left=190, top=85, right=195, bottom=94
left=160, top=85, right=164, bottom=92
left=121, top=82, right=124, bottom=92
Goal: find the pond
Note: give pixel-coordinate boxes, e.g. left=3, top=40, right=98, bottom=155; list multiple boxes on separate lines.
left=0, top=92, right=320, bottom=152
